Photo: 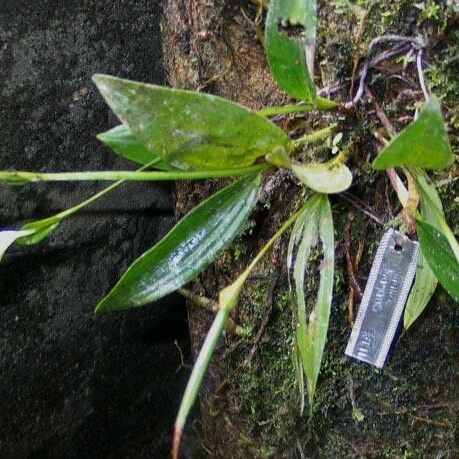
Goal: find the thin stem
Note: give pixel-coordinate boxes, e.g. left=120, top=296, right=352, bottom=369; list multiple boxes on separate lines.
left=53, top=158, right=162, bottom=220
left=172, top=207, right=302, bottom=459
left=257, top=98, right=338, bottom=117
left=293, top=125, right=337, bottom=147
left=345, top=34, right=425, bottom=108
left=243, top=208, right=302, bottom=276
left=173, top=308, right=229, bottom=459
left=417, top=49, right=430, bottom=101
left=178, top=288, right=250, bottom=337
left=0, top=164, right=268, bottom=185
left=249, top=0, right=268, bottom=10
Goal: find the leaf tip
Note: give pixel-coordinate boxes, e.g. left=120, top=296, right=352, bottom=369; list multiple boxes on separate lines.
left=94, top=299, right=108, bottom=315
left=92, top=74, right=120, bottom=98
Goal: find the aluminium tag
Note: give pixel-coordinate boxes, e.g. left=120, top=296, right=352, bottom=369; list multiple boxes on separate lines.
left=345, top=229, right=419, bottom=368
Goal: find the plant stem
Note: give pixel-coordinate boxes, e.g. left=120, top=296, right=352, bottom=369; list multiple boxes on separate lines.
left=178, top=288, right=251, bottom=337
left=293, top=124, right=337, bottom=147
left=0, top=164, right=268, bottom=185
left=173, top=307, right=229, bottom=459
left=173, top=208, right=302, bottom=459
left=257, top=98, right=338, bottom=117
left=52, top=158, right=162, bottom=220
left=249, top=0, right=268, bottom=10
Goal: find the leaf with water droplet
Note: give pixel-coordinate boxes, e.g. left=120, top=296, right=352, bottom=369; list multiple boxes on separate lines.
left=372, top=97, right=453, bottom=170
left=404, top=172, right=442, bottom=329
left=93, top=75, right=289, bottom=171
left=417, top=219, right=459, bottom=303
left=95, top=174, right=262, bottom=312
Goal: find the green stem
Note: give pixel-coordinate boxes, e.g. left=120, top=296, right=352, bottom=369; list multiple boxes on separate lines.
left=173, top=208, right=302, bottom=456
left=293, top=124, right=337, bottom=147
left=0, top=164, right=268, bottom=185
left=243, top=209, right=301, bottom=276
left=178, top=288, right=251, bottom=337
left=174, top=307, right=229, bottom=443
left=53, top=158, right=162, bottom=220
left=257, top=98, right=339, bottom=117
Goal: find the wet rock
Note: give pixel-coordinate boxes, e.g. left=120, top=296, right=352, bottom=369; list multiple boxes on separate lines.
left=0, top=1, right=189, bottom=457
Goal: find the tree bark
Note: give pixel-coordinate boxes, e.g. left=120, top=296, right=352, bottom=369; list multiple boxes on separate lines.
left=162, top=2, right=459, bottom=457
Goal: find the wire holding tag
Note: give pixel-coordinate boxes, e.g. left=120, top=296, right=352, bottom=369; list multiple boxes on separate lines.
left=345, top=229, right=419, bottom=368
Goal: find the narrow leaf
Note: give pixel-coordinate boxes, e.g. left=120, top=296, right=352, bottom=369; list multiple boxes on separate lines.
left=97, top=124, right=174, bottom=170
left=404, top=172, right=442, bottom=329
left=372, top=97, right=453, bottom=170
left=95, top=174, right=262, bottom=313
left=414, top=170, right=459, bottom=262
left=306, top=196, right=334, bottom=406
left=292, top=162, right=352, bottom=194
left=289, top=194, right=334, bottom=411
left=93, top=74, right=289, bottom=171
left=416, top=220, right=459, bottom=303
left=265, top=0, right=317, bottom=102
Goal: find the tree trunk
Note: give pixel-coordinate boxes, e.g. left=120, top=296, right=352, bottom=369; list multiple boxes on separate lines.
left=162, top=1, right=459, bottom=457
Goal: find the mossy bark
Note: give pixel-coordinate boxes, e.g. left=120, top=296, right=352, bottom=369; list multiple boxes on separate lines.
left=162, top=1, right=459, bottom=457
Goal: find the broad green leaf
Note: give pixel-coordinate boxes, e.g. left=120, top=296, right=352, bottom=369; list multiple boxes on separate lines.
left=92, top=74, right=289, bottom=171
left=97, top=124, right=174, bottom=170
left=404, top=172, right=442, bottom=329
left=265, top=0, right=317, bottom=102
left=289, top=194, right=334, bottom=411
left=95, top=174, right=262, bottom=313
left=416, top=220, right=459, bottom=303
left=0, top=230, right=34, bottom=262
left=292, top=161, right=353, bottom=194
left=372, top=97, right=453, bottom=170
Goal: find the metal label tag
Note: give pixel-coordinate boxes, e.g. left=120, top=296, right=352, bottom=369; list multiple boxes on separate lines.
left=345, top=229, right=419, bottom=368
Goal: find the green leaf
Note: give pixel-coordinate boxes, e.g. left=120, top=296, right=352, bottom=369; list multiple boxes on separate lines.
left=372, top=97, right=453, bottom=170
left=17, top=162, right=157, bottom=247
left=95, top=174, right=262, bottom=313
left=20, top=216, right=61, bottom=245
left=404, top=172, right=442, bottom=329
left=292, top=161, right=353, bottom=194
left=92, top=74, right=289, bottom=171
left=403, top=250, right=437, bottom=329
left=289, top=194, right=334, bottom=412
left=414, top=169, right=459, bottom=263
left=265, top=0, right=317, bottom=102
left=97, top=124, right=174, bottom=170
left=416, top=220, right=459, bottom=303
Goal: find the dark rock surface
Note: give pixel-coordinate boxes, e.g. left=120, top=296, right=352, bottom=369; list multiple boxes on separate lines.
left=0, top=1, right=189, bottom=457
